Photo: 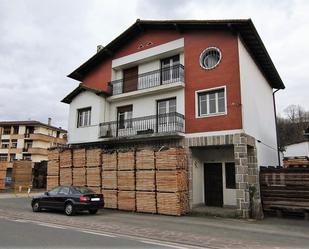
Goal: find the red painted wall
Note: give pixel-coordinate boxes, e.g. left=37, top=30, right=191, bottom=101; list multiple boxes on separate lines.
left=184, top=30, right=242, bottom=133
left=81, top=29, right=242, bottom=133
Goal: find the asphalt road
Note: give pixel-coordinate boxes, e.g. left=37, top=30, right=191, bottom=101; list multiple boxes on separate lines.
left=0, top=196, right=309, bottom=248
left=0, top=218, right=178, bottom=249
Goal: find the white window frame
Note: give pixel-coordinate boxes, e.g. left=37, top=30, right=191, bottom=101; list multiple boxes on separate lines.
left=195, top=86, right=227, bottom=118
left=77, top=107, right=92, bottom=128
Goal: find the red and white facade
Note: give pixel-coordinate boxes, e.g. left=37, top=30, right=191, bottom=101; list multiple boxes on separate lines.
left=62, top=20, right=284, bottom=216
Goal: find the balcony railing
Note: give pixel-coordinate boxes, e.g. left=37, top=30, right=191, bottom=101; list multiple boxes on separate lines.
left=109, top=64, right=184, bottom=96
left=99, top=112, right=184, bottom=138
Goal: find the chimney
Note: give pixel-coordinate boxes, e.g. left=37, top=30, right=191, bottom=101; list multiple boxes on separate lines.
left=48, top=118, right=52, bottom=126
left=97, top=45, right=104, bottom=53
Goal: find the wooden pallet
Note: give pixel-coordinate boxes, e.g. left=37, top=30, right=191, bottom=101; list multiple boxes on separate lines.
left=156, top=170, right=188, bottom=192
left=47, top=160, right=59, bottom=176
left=102, top=170, right=117, bottom=190
left=118, top=171, right=135, bottom=191
left=118, top=190, right=135, bottom=211
left=59, top=149, right=72, bottom=168
left=136, top=170, right=155, bottom=191
left=73, top=149, right=86, bottom=168
left=136, top=150, right=155, bottom=170
left=86, top=149, right=101, bottom=167
left=73, top=167, right=86, bottom=186
left=118, top=151, right=135, bottom=171
left=136, top=191, right=157, bottom=213
left=102, top=152, right=117, bottom=171
left=157, top=191, right=189, bottom=216
left=155, top=148, right=187, bottom=170
left=102, top=189, right=118, bottom=209
left=86, top=167, right=101, bottom=186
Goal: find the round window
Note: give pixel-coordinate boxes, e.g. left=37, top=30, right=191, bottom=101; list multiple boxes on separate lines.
left=200, top=47, right=222, bottom=70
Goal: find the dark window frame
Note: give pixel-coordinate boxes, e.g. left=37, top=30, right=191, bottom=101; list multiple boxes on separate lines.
left=225, top=162, right=236, bottom=189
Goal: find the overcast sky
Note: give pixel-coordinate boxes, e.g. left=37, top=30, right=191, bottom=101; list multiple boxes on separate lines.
left=0, top=0, right=308, bottom=129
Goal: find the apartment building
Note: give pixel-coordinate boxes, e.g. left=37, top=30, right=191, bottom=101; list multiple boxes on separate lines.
left=0, top=120, right=67, bottom=168
left=62, top=19, right=285, bottom=216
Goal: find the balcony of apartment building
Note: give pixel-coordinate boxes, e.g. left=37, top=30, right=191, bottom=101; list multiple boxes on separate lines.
left=108, top=54, right=185, bottom=102
left=99, top=112, right=184, bottom=141
left=25, top=133, right=65, bottom=144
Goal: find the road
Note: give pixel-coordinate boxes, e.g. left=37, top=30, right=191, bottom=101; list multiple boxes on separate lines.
left=0, top=217, right=188, bottom=249
left=0, top=196, right=309, bottom=248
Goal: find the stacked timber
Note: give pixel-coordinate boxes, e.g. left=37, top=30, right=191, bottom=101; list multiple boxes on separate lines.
left=136, top=170, right=155, bottom=191
left=12, top=160, right=32, bottom=190
left=118, top=190, right=135, bottom=211
left=155, top=148, right=189, bottom=216
left=59, top=149, right=72, bottom=186
left=157, top=192, right=189, bottom=216
left=118, top=171, right=135, bottom=190
left=0, top=162, right=7, bottom=190
left=156, top=170, right=188, bottom=192
left=136, top=192, right=156, bottom=213
left=118, top=151, right=135, bottom=170
left=102, top=151, right=118, bottom=208
left=102, top=189, right=118, bottom=209
left=260, top=167, right=309, bottom=216
left=155, top=148, right=187, bottom=170
left=86, top=148, right=102, bottom=193
left=136, top=149, right=155, bottom=170
left=283, top=157, right=309, bottom=168
left=47, top=149, right=60, bottom=190
left=72, top=149, right=86, bottom=186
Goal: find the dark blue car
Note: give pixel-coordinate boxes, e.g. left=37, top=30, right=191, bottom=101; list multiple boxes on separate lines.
left=31, top=186, right=104, bottom=216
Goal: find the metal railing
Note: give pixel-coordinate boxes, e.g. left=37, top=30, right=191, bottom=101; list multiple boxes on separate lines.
left=109, top=64, right=184, bottom=96
left=99, top=112, right=185, bottom=138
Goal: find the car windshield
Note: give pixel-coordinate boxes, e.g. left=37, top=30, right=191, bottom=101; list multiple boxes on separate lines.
left=73, top=186, right=95, bottom=194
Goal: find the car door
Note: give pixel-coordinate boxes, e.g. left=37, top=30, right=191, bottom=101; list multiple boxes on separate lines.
left=40, top=186, right=61, bottom=209
left=56, top=187, right=71, bottom=210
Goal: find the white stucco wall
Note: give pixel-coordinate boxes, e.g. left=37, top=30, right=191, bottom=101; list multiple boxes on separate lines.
left=68, top=91, right=107, bottom=144
left=191, top=146, right=236, bottom=207
left=284, top=141, right=309, bottom=157
left=108, top=88, right=184, bottom=121
left=238, top=37, right=278, bottom=166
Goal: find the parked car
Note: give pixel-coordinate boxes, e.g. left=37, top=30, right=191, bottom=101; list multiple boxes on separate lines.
left=31, top=186, right=104, bottom=216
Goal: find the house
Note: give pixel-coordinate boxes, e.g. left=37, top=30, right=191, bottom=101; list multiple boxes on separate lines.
left=283, top=141, right=309, bottom=158
left=62, top=19, right=285, bottom=217
left=0, top=119, right=67, bottom=174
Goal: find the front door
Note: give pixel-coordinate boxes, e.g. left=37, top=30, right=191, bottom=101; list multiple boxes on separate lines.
left=204, top=163, right=223, bottom=207
left=157, top=98, right=176, bottom=132
left=161, top=55, right=180, bottom=84
left=123, top=66, right=138, bottom=93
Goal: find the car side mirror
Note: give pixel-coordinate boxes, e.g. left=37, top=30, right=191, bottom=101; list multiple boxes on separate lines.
left=45, top=191, right=49, bottom=196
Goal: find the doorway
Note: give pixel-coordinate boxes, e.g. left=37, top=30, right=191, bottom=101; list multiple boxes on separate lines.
left=204, top=163, right=223, bottom=207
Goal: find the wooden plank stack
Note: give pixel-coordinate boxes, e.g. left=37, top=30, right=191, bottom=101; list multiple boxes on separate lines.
left=59, top=149, right=72, bottom=186
left=102, top=151, right=118, bottom=208
left=155, top=148, right=187, bottom=170
left=283, top=157, right=309, bottom=168
left=72, top=149, right=86, bottom=186
left=260, top=167, right=309, bottom=217
left=118, top=190, right=135, bottom=211
left=47, top=149, right=60, bottom=190
left=157, top=192, right=189, bottom=216
left=136, top=170, right=155, bottom=191
left=136, top=192, right=156, bottom=213
left=86, top=149, right=102, bottom=193
left=156, top=170, right=188, bottom=192
left=118, top=151, right=135, bottom=170
left=12, top=160, right=32, bottom=190
left=136, top=149, right=155, bottom=170
left=60, top=149, right=72, bottom=168
left=0, top=162, right=7, bottom=190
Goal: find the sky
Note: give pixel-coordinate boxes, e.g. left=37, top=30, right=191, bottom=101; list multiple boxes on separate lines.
left=0, top=0, right=308, bottom=129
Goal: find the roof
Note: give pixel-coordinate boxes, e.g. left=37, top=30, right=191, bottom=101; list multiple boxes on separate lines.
left=61, top=84, right=108, bottom=104
left=0, top=120, right=67, bottom=133
left=68, top=19, right=285, bottom=89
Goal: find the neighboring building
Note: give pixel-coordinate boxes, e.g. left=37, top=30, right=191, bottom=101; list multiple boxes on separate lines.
left=0, top=120, right=67, bottom=168
left=283, top=141, right=309, bottom=158
left=62, top=19, right=285, bottom=215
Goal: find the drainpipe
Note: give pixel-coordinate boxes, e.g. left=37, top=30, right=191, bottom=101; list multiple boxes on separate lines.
left=273, top=89, right=281, bottom=166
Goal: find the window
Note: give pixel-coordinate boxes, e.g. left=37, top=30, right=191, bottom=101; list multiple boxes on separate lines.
left=11, top=139, right=17, bottom=148
left=197, top=88, right=226, bottom=117
left=157, top=98, right=176, bottom=125
left=23, top=154, right=31, bottom=160
left=117, top=105, right=133, bottom=129
left=24, top=141, right=33, bottom=149
left=77, top=107, right=91, bottom=128
left=225, top=162, right=236, bottom=189
left=13, top=126, right=19, bottom=134
left=0, top=154, right=8, bottom=161
left=200, top=47, right=222, bottom=70
left=2, top=126, right=11, bottom=135
left=161, top=55, right=180, bottom=83
left=49, top=186, right=61, bottom=195
left=58, top=187, right=70, bottom=195
left=9, top=154, right=16, bottom=162
left=1, top=140, right=10, bottom=149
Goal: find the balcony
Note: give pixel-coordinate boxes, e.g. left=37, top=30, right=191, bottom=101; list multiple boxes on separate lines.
left=108, top=64, right=184, bottom=100
left=99, top=112, right=185, bottom=141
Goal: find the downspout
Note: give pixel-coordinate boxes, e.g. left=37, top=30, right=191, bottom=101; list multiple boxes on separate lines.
left=272, top=89, right=281, bottom=166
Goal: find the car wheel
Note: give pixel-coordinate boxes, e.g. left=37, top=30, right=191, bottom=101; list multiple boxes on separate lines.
left=89, top=209, right=98, bottom=215
left=32, top=201, right=41, bottom=212
left=65, top=203, right=75, bottom=216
